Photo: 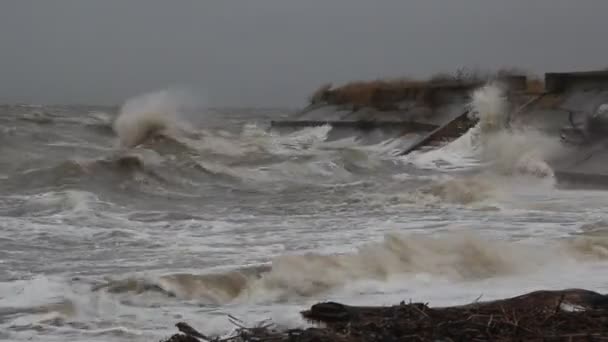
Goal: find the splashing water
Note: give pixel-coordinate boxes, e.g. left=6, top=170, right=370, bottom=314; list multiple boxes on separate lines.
left=406, top=83, right=561, bottom=178
left=470, top=84, right=561, bottom=177
left=467, top=82, right=510, bottom=134
left=113, top=88, right=202, bottom=148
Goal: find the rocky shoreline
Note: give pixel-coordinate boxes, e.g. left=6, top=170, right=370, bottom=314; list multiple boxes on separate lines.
left=161, top=289, right=608, bottom=341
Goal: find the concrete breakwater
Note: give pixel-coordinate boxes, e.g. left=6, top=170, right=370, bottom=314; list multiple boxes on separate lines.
left=271, top=70, right=608, bottom=188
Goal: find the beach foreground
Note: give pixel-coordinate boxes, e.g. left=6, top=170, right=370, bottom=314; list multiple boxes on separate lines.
left=162, top=288, right=608, bottom=342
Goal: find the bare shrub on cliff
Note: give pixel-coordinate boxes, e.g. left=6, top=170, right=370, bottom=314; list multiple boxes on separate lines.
left=324, top=77, right=429, bottom=109
left=310, top=67, right=540, bottom=110
left=308, top=82, right=333, bottom=105
left=430, top=67, right=488, bottom=84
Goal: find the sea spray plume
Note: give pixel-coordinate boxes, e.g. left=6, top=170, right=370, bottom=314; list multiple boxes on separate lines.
left=467, top=82, right=509, bottom=135
left=468, top=83, right=559, bottom=178
left=402, top=83, right=511, bottom=171
left=112, top=88, right=202, bottom=148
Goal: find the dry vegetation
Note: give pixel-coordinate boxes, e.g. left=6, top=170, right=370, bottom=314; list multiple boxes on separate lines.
left=526, top=77, right=546, bottom=93
left=309, top=67, right=545, bottom=110
left=313, top=77, right=430, bottom=109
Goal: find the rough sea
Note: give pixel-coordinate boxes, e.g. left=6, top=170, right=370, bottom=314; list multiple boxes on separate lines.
left=2, top=86, right=608, bottom=341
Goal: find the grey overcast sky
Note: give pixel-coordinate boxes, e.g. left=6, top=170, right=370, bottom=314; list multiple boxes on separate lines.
left=1, top=1, right=607, bottom=107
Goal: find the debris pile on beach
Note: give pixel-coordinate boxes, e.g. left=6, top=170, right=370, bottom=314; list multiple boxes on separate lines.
left=161, top=289, right=608, bottom=341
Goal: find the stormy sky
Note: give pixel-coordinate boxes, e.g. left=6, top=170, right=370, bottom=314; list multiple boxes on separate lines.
left=1, top=1, right=607, bottom=107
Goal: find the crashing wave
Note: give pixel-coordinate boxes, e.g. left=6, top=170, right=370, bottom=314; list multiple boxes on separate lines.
left=93, top=232, right=608, bottom=305
left=113, top=88, right=199, bottom=148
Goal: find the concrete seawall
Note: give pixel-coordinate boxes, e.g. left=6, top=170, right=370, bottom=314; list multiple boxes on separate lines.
left=271, top=70, right=608, bottom=188
left=520, top=71, right=608, bottom=188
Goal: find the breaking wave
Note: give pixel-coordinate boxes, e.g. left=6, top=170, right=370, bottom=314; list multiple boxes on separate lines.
left=108, top=94, right=403, bottom=186
left=3, top=149, right=169, bottom=195
left=96, top=232, right=608, bottom=305
left=113, top=88, right=201, bottom=148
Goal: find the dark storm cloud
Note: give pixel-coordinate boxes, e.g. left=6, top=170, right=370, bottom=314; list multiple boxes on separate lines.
left=1, top=0, right=607, bottom=106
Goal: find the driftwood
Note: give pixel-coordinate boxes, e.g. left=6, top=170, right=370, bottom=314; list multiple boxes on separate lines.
left=161, top=288, right=608, bottom=342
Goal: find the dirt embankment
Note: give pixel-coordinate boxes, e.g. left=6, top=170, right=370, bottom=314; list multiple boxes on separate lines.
left=308, top=68, right=544, bottom=112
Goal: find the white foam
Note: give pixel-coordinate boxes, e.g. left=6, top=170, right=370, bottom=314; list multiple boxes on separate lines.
left=20, top=190, right=97, bottom=215
left=0, top=276, right=67, bottom=309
